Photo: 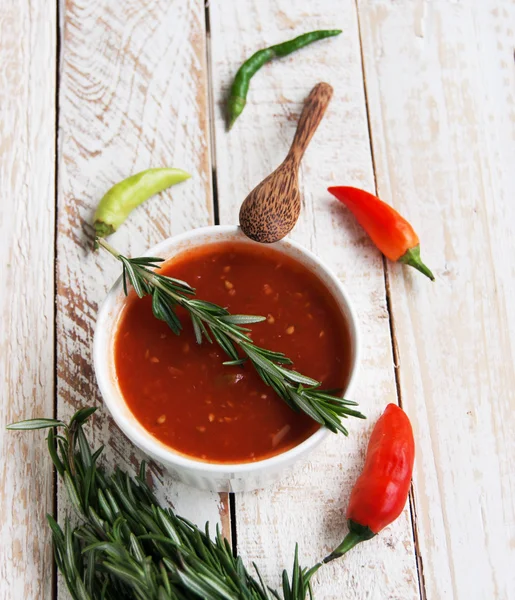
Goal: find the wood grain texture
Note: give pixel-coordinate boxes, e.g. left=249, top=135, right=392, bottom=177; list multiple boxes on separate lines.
left=357, top=0, right=515, bottom=598
left=0, top=1, right=56, bottom=598
left=240, top=82, right=333, bottom=243
left=209, top=0, right=420, bottom=597
left=56, top=0, right=226, bottom=595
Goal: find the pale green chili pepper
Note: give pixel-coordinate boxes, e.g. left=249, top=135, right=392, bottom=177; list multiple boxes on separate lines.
left=93, top=168, right=191, bottom=238
left=228, top=29, right=342, bottom=129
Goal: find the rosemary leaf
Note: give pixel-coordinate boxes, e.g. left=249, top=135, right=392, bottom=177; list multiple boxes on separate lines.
left=48, top=428, right=66, bottom=476
left=191, top=314, right=203, bottom=345
left=286, top=390, right=325, bottom=425
left=131, top=256, right=165, bottom=265
left=6, top=417, right=66, bottom=430
left=218, top=314, right=266, bottom=325
left=70, top=406, right=98, bottom=426
left=275, top=366, right=319, bottom=387
left=152, top=289, right=182, bottom=334
left=210, top=326, right=240, bottom=361
left=223, top=358, right=248, bottom=366
left=120, top=257, right=145, bottom=298
left=65, top=470, right=85, bottom=515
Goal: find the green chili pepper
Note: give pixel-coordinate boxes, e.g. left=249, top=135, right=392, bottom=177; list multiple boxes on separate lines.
left=227, top=29, right=341, bottom=129
left=93, top=168, right=190, bottom=238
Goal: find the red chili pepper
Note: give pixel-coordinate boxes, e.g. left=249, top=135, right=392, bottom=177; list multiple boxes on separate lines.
left=328, top=186, right=434, bottom=281
left=324, top=404, right=415, bottom=562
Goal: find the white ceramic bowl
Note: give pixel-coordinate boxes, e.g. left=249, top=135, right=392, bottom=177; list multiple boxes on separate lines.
left=94, top=226, right=360, bottom=492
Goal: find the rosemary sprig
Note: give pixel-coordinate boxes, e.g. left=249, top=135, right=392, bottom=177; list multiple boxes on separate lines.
left=97, top=239, right=364, bottom=434
left=8, top=409, right=316, bottom=600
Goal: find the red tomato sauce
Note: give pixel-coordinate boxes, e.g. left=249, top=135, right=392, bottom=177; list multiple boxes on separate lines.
left=114, top=242, right=351, bottom=464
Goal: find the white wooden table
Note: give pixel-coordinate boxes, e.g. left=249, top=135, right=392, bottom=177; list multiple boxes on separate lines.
left=2, top=1, right=515, bottom=598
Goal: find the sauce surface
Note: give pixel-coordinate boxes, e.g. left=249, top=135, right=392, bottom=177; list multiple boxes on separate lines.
left=114, top=242, right=350, bottom=463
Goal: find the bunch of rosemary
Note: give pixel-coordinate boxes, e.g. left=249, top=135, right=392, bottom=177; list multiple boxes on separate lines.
left=8, top=408, right=317, bottom=600
left=97, top=239, right=364, bottom=435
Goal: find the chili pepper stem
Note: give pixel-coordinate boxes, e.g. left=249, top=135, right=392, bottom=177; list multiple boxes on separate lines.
left=323, top=531, right=369, bottom=564
left=94, top=221, right=115, bottom=238
left=398, top=245, right=435, bottom=281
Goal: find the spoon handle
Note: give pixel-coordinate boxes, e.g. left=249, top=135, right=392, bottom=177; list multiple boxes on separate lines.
left=286, top=82, right=333, bottom=165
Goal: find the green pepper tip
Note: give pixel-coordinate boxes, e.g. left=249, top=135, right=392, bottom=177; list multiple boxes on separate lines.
left=228, top=96, right=246, bottom=130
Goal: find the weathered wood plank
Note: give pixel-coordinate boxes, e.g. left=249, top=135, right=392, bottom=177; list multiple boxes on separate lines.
left=0, top=1, right=56, bottom=598
left=357, top=1, right=515, bottom=598
left=56, top=1, right=225, bottom=595
left=209, top=0, right=420, bottom=597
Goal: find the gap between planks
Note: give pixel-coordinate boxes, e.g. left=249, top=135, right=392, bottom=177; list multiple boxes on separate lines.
left=204, top=0, right=238, bottom=555
left=353, top=1, right=427, bottom=599
left=204, top=2, right=221, bottom=228
left=52, top=1, right=63, bottom=599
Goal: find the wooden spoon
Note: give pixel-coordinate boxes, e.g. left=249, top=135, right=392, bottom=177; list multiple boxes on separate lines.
left=239, top=82, right=333, bottom=243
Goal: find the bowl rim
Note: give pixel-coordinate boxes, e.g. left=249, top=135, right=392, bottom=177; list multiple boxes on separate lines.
left=93, top=225, right=361, bottom=475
